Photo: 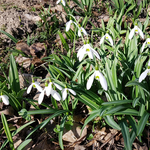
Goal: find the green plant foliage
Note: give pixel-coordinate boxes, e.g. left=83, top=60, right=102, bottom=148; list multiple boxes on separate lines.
left=1, top=0, right=150, bottom=149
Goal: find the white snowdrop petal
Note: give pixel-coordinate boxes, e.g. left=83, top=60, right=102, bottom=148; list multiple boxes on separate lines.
left=38, top=91, right=45, bottom=104
left=62, top=0, right=66, bottom=6
left=52, top=90, right=61, bottom=101
left=97, top=72, right=108, bottom=91
left=1, top=95, right=9, bottom=105
left=27, top=84, right=33, bottom=94
left=56, top=0, right=60, bottom=4
left=66, top=21, right=71, bottom=32
left=91, top=48, right=100, bottom=60
left=88, top=50, right=94, bottom=60
left=129, top=28, right=135, bottom=39
left=54, top=83, right=62, bottom=90
left=107, top=34, right=113, bottom=46
left=78, top=48, right=86, bottom=61
left=141, top=41, right=147, bottom=52
left=68, top=89, right=76, bottom=95
left=86, top=73, right=95, bottom=90
left=34, top=83, right=43, bottom=92
left=77, top=46, right=84, bottom=58
left=78, top=30, right=81, bottom=37
left=46, top=82, right=53, bottom=96
left=139, top=69, right=149, bottom=82
left=100, top=35, right=105, bottom=45
left=137, top=27, right=144, bottom=39
left=45, top=86, right=49, bottom=96
left=81, top=27, right=88, bottom=36
left=62, top=88, right=67, bottom=100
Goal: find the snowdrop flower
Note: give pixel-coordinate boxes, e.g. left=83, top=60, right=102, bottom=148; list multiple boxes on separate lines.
left=62, top=87, right=76, bottom=100
left=66, top=20, right=77, bottom=32
left=77, top=44, right=100, bottom=61
left=139, top=60, right=150, bottom=82
left=27, top=80, right=43, bottom=94
left=0, top=94, right=9, bottom=105
left=86, top=69, right=107, bottom=91
left=100, top=33, right=113, bottom=46
left=141, top=38, right=150, bottom=52
left=129, top=26, right=144, bottom=40
left=56, top=0, right=66, bottom=6
left=38, top=81, right=62, bottom=104
left=78, top=26, right=88, bottom=37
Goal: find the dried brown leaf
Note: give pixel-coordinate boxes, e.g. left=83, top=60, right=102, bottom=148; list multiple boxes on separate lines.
left=30, top=43, right=46, bottom=57
left=16, top=41, right=31, bottom=55
left=63, top=123, right=87, bottom=143
left=14, top=139, right=22, bottom=149
left=0, top=106, right=14, bottom=116
left=16, top=55, right=31, bottom=69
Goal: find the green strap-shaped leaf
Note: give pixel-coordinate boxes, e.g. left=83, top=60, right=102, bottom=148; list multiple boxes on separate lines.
left=76, top=94, right=99, bottom=110
left=114, top=108, right=139, bottom=116
left=81, top=110, right=99, bottom=134
left=0, top=121, right=34, bottom=150
left=102, top=100, right=132, bottom=106
left=0, top=30, right=18, bottom=43
left=104, top=115, right=121, bottom=130
left=9, top=54, right=20, bottom=93
left=58, top=30, right=69, bottom=52
left=59, top=115, right=67, bottom=150
left=1, top=113, right=15, bottom=150
left=126, top=80, right=150, bottom=96
left=126, top=116, right=137, bottom=144
left=137, top=111, right=149, bottom=136
left=105, top=105, right=127, bottom=115
left=17, top=139, right=32, bottom=150
left=119, top=119, right=132, bottom=150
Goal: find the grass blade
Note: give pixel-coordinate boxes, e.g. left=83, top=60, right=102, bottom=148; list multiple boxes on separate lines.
left=1, top=113, right=15, bottom=150
left=59, top=115, right=67, bottom=150
left=17, top=139, right=32, bottom=150
left=137, top=111, right=149, bottom=136
left=119, top=119, right=132, bottom=150
left=0, top=30, right=18, bottom=43
left=9, top=54, right=20, bottom=93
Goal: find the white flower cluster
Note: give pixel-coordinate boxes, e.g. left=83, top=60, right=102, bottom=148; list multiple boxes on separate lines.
left=127, top=26, right=150, bottom=82
left=66, top=20, right=88, bottom=37
left=27, top=80, right=76, bottom=105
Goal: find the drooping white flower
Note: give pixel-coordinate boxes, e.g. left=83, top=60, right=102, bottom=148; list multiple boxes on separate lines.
left=77, top=44, right=100, bottom=61
left=129, top=26, right=144, bottom=40
left=38, top=81, right=62, bottom=104
left=86, top=70, right=107, bottom=91
left=46, top=81, right=62, bottom=96
left=139, top=60, right=150, bottom=82
left=66, top=20, right=77, bottom=32
left=27, top=81, right=43, bottom=94
left=100, top=33, right=113, bottom=46
left=56, top=0, right=66, bottom=6
left=62, top=87, right=76, bottom=101
left=38, top=89, right=61, bottom=104
left=141, top=38, right=150, bottom=52
left=78, top=27, right=88, bottom=37
left=0, top=95, right=9, bottom=105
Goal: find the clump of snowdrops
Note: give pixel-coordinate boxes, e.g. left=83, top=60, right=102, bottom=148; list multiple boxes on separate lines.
left=1, top=0, right=150, bottom=150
